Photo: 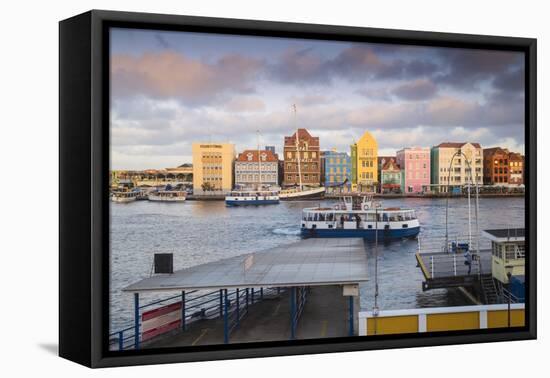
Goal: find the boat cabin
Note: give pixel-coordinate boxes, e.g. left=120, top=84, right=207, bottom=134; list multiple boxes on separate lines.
left=482, top=228, right=525, bottom=284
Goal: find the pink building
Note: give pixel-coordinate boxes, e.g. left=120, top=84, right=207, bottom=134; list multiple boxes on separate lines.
left=396, top=147, right=430, bottom=194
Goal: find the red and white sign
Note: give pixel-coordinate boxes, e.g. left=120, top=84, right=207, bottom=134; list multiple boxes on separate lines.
left=141, top=301, right=182, bottom=341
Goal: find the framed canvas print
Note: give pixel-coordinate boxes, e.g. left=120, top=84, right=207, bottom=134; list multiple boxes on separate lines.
left=59, top=10, right=536, bottom=368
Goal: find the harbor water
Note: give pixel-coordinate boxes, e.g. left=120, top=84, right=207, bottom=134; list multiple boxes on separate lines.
left=110, top=197, right=525, bottom=332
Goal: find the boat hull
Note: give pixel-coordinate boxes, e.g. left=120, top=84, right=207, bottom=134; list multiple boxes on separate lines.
left=300, top=226, right=420, bottom=240
left=148, top=197, right=186, bottom=202
left=279, top=187, right=325, bottom=200
left=111, top=196, right=137, bottom=203
left=225, top=199, right=280, bottom=206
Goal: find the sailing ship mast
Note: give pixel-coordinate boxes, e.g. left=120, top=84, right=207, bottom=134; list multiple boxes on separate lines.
left=257, top=130, right=262, bottom=191
left=293, top=104, right=303, bottom=191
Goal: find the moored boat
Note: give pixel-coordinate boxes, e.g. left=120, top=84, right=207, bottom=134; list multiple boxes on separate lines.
left=111, top=189, right=139, bottom=203
left=300, top=194, right=420, bottom=240
left=148, top=185, right=187, bottom=202
left=225, top=190, right=279, bottom=206
left=279, top=186, right=325, bottom=200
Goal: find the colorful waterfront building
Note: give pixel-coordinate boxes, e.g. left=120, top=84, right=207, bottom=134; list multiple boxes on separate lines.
left=483, top=147, right=510, bottom=185
left=283, top=128, right=320, bottom=187
left=323, top=150, right=352, bottom=190
left=351, top=131, right=378, bottom=192
left=192, top=143, right=235, bottom=194
left=396, top=147, right=430, bottom=194
left=509, top=152, right=524, bottom=185
left=234, top=149, right=279, bottom=188
left=430, top=142, right=483, bottom=192
left=379, top=158, right=403, bottom=194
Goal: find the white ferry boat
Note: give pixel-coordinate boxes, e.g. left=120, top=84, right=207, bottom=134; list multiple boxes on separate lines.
left=111, top=190, right=139, bottom=203
left=148, top=189, right=187, bottom=202
left=225, top=190, right=279, bottom=206
left=300, top=195, right=420, bottom=240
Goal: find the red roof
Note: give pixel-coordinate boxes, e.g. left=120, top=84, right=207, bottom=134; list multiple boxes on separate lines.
left=284, top=128, right=319, bottom=147
left=236, top=150, right=278, bottom=162
left=436, top=142, right=482, bottom=148
left=382, top=159, right=401, bottom=171
left=483, top=147, right=509, bottom=156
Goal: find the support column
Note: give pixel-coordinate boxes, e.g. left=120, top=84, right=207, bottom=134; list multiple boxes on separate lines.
left=134, top=292, right=140, bottom=349
left=245, top=288, right=249, bottom=311
left=223, top=289, right=229, bottom=344
left=251, top=288, right=255, bottom=304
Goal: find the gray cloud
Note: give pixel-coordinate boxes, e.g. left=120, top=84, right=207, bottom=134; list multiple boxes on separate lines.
left=111, top=51, right=264, bottom=105
left=392, top=79, right=438, bottom=100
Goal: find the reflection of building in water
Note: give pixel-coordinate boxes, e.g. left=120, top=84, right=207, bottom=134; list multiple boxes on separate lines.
left=192, top=143, right=235, bottom=194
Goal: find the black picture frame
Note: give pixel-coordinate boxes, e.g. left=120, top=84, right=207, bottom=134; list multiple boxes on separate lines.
left=59, top=9, right=537, bottom=368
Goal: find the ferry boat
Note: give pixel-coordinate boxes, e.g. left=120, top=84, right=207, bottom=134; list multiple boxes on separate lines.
left=225, top=190, right=280, bottom=206
left=111, top=189, right=139, bottom=203
left=148, top=185, right=187, bottom=202
left=300, top=195, right=420, bottom=240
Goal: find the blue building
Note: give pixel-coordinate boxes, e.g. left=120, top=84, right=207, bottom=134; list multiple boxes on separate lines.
left=323, top=150, right=352, bottom=190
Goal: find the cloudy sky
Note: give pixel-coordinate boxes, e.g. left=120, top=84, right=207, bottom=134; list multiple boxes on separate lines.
left=110, top=27, right=525, bottom=170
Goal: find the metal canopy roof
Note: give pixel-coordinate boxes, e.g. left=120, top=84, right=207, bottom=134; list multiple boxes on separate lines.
left=123, top=238, right=368, bottom=293
left=482, top=228, right=525, bottom=242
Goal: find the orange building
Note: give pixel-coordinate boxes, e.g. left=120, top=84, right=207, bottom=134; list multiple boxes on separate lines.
left=508, top=152, right=524, bottom=185
left=483, top=147, right=524, bottom=186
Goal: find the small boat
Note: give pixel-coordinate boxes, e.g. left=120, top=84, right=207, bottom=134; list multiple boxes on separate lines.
left=279, top=186, right=325, bottom=200
left=225, top=190, right=280, bottom=206
left=111, top=189, right=139, bottom=203
left=300, top=194, right=420, bottom=240
left=148, top=185, right=187, bottom=202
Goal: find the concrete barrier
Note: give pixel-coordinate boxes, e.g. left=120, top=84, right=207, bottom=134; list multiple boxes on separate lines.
left=358, top=303, right=525, bottom=336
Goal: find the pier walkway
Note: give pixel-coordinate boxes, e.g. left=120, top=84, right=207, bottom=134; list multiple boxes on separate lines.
left=146, top=285, right=348, bottom=347
left=121, top=238, right=367, bottom=349
left=416, top=249, right=492, bottom=290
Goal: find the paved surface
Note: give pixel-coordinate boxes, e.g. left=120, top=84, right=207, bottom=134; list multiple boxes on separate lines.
left=146, top=285, right=350, bottom=348
left=124, top=238, right=368, bottom=293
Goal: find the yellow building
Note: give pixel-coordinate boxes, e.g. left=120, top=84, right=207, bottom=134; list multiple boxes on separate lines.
left=352, top=131, right=378, bottom=192
left=192, top=143, right=235, bottom=194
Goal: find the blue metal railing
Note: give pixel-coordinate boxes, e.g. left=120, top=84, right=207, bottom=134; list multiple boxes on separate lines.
left=110, top=286, right=285, bottom=350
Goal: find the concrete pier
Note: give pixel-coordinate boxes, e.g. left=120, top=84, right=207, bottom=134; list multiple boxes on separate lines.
left=146, top=285, right=352, bottom=348
left=122, top=238, right=367, bottom=349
